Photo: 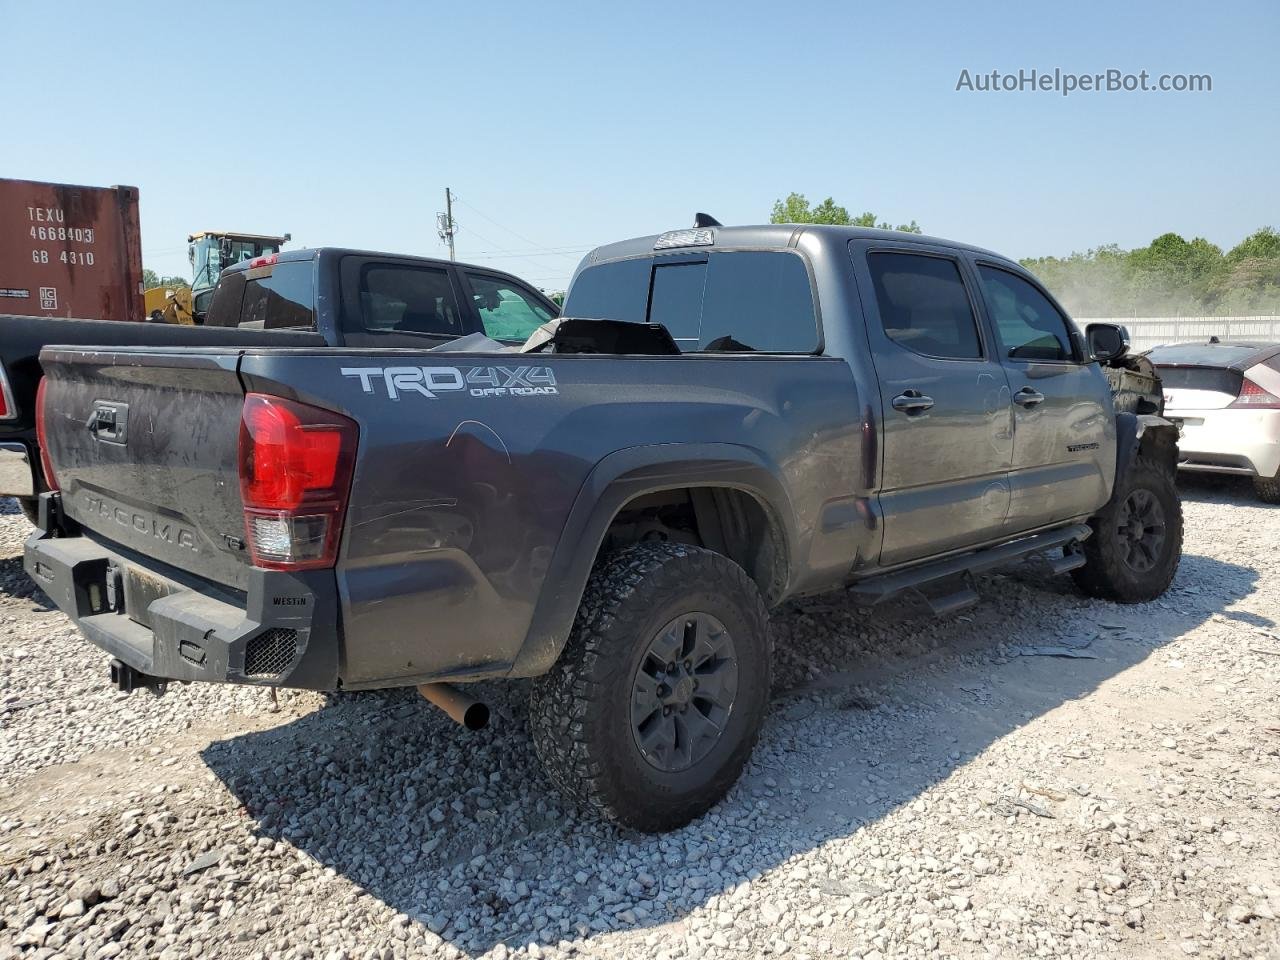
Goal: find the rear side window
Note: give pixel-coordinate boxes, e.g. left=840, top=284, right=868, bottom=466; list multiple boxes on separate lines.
left=977, top=265, right=1074, bottom=361
left=868, top=253, right=982, bottom=359
left=564, top=251, right=818, bottom=352
left=699, top=252, right=817, bottom=352
left=355, top=265, right=465, bottom=337
left=563, top=258, right=651, bottom=323
left=239, top=262, right=316, bottom=330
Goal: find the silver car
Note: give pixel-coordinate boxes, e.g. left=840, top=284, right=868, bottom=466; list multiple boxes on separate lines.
left=1148, top=339, right=1280, bottom=502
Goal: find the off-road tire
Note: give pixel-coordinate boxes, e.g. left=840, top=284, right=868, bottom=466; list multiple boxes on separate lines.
left=1071, top=454, right=1182, bottom=602
left=17, top=498, right=38, bottom=525
left=1254, top=471, right=1280, bottom=504
left=529, top=541, right=772, bottom=832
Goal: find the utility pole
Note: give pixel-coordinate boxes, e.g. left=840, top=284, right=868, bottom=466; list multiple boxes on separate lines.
left=437, top=187, right=457, bottom=261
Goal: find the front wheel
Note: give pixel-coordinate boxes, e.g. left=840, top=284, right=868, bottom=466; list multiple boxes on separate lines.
left=1071, top=455, right=1182, bottom=602
left=530, top=541, right=772, bottom=832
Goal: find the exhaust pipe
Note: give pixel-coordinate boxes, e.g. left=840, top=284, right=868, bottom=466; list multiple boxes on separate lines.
left=417, top=683, right=489, bottom=730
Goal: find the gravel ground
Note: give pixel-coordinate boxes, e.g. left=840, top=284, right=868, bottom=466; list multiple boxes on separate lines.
left=1, top=479, right=1277, bottom=960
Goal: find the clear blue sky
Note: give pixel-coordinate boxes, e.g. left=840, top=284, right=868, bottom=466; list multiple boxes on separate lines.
left=4, top=0, right=1276, bottom=289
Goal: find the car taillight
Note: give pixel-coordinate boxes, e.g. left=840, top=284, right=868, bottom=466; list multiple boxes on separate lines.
left=35, top=378, right=58, bottom=492
left=1229, top=378, right=1280, bottom=409
left=238, top=393, right=357, bottom=570
left=0, top=363, right=14, bottom=420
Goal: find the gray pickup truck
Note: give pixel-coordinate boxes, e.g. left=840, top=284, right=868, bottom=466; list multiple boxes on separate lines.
left=26, top=223, right=1180, bottom=831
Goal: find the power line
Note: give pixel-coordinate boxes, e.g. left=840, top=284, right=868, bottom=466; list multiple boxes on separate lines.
left=455, top=223, right=574, bottom=277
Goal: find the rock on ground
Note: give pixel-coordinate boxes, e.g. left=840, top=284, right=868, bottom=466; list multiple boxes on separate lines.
left=0, top=477, right=1277, bottom=959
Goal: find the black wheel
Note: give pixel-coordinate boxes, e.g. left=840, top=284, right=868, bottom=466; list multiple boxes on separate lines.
left=1072, top=455, right=1182, bottom=602
left=17, top=498, right=38, bottom=525
left=1255, top=470, right=1280, bottom=504
left=530, top=541, right=771, bottom=832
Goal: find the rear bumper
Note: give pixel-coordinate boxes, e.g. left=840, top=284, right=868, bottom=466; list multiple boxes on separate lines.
left=24, top=495, right=341, bottom=689
left=1167, top=407, right=1280, bottom=479
left=0, top=442, right=35, bottom=497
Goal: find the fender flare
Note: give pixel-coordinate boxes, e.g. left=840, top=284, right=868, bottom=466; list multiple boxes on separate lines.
left=1111, top=412, right=1179, bottom=507
left=507, top=443, right=796, bottom=678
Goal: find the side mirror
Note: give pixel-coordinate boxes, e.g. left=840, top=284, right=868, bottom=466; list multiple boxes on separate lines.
left=1086, top=322, right=1129, bottom=362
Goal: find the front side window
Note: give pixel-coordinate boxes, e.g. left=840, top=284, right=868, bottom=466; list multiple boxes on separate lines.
left=239, top=262, right=315, bottom=330
left=867, top=253, right=982, bottom=359
left=355, top=265, right=465, bottom=337
left=977, top=266, right=1074, bottom=361
left=465, top=273, right=555, bottom=341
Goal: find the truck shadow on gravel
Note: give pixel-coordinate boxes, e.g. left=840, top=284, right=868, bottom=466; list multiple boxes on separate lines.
left=202, top=551, right=1258, bottom=956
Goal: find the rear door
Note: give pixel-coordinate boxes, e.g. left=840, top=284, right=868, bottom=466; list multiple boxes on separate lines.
left=337, top=256, right=473, bottom=348
left=38, top=348, right=252, bottom=589
left=850, top=241, right=1014, bottom=566
left=970, top=261, right=1114, bottom=528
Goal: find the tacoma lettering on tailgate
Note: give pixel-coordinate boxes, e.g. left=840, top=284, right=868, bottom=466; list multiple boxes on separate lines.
left=82, top=493, right=200, bottom=552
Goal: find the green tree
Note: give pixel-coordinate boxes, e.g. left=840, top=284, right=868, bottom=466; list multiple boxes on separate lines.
left=142, top=268, right=190, bottom=289
left=770, top=192, right=921, bottom=233
left=1020, top=226, right=1280, bottom=317
left=1227, top=226, right=1280, bottom=263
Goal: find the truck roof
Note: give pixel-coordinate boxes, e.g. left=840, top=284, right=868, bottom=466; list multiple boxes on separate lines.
left=583, top=223, right=1017, bottom=267
left=218, top=247, right=547, bottom=288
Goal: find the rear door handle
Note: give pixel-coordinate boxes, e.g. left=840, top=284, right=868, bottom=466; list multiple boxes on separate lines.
left=1013, top=387, right=1045, bottom=408
left=891, top=390, right=935, bottom=414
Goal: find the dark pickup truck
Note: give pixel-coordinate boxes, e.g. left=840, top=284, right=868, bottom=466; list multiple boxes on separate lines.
left=0, top=249, right=558, bottom=518
left=26, top=223, right=1180, bottom=831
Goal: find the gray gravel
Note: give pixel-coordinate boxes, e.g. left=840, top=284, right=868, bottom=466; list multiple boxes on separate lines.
left=1, top=476, right=1278, bottom=959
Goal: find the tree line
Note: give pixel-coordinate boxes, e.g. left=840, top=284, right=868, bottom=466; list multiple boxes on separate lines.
left=1019, top=229, right=1280, bottom=317
left=142, top=268, right=190, bottom=290
left=770, top=192, right=1280, bottom=317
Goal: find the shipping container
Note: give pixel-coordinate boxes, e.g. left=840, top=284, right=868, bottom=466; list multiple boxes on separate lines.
left=0, top=178, right=143, bottom=322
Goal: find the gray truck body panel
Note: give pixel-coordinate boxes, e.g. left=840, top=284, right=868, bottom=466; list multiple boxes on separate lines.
left=27, top=225, right=1124, bottom=691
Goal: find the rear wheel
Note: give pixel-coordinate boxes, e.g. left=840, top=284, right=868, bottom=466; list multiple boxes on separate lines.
left=530, top=541, right=771, bottom=832
left=1254, top=470, right=1280, bottom=504
left=1071, top=455, right=1182, bottom=602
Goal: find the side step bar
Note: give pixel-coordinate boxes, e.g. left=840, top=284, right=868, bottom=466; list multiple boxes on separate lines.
left=849, top=523, right=1092, bottom=609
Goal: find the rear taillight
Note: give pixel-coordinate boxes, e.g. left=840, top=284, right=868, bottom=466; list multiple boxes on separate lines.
left=35, top=378, right=58, bottom=492
left=0, top=363, right=14, bottom=420
left=1229, top=378, right=1280, bottom=409
left=238, top=393, right=357, bottom=570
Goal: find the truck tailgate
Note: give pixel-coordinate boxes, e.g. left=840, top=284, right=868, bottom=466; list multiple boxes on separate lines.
left=40, top=347, right=251, bottom=590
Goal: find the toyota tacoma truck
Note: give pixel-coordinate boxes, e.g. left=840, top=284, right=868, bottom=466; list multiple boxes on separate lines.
left=25, top=223, right=1180, bottom=832
left=1, top=248, right=558, bottom=520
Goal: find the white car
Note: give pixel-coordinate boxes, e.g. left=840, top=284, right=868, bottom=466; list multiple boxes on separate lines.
left=1147, top=339, right=1280, bottom=503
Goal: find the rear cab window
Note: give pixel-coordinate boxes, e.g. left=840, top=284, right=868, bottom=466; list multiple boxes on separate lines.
left=564, top=250, right=818, bottom=353
left=205, top=260, right=317, bottom=330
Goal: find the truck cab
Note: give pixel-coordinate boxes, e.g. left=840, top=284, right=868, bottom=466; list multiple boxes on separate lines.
left=187, top=231, right=292, bottom=319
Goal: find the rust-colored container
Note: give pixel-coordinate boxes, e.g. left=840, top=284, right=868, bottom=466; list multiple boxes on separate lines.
left=0, top=178, right=144, bottom=322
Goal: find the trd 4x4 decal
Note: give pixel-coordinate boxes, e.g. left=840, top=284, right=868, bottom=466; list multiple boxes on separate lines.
left=341, top=365, right=558, bottom=400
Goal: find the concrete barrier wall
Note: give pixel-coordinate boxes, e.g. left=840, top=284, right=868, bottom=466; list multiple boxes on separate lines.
left=1075, top=316, right=1280, bottom=352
